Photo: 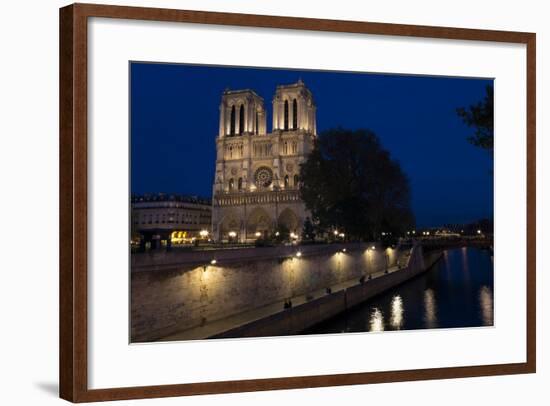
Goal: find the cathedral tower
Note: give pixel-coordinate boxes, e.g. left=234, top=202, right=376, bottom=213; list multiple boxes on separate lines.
left=219, top=89, right=266, bottom=138
left=212, top=81, right=317, bottom=242
left=272, top=79, right=316, bottom=135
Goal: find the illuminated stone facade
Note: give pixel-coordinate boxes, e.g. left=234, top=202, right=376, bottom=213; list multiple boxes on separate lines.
left=131, top=194, right=211, bottom=248
left=212, top=80, right=317, bottom=242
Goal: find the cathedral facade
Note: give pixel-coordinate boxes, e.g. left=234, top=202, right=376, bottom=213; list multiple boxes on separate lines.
left=211, top=80, right=317, bottom=242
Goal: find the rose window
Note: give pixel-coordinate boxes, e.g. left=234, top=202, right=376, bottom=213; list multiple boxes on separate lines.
left=254, top=166, right=273, bottom=188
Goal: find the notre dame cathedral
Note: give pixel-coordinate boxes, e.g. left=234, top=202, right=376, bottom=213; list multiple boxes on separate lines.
left=211, top=80, right=317, bottom=242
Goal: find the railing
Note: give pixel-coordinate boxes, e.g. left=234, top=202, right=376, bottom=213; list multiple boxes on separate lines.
left=214, top=189, right=301, bottom=206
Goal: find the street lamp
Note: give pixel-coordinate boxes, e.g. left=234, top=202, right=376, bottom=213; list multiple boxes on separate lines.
left=255, top=231, right=261, bottom=238
left=295, top=251, right=302, bottom=258
left=199, top=229, right=209, bottom=239
left=210, top=259, right=217, bottom=265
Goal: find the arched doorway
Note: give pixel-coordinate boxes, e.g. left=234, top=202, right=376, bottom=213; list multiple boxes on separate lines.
left=246, top=207, right=272, bottom=239
left=278, top=208, right=299, bottom=235
left=219, top=211, right=241, bottom=241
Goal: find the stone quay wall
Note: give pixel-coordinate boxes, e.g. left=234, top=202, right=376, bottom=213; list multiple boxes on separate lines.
left=214, top=248, right=442, bottom=339
left=131, top=243, right=404, bottom=342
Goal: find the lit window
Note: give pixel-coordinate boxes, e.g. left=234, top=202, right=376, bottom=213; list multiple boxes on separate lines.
left=293, top=98, right=298, bottom=129
left=230, top=105, right=236, bottom=136
left=239, top=104, right=245, bottom=135
left=284, top=99, right=289, bottom=130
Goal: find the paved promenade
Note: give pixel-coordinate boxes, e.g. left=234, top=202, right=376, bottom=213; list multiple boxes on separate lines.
left=159, top=263, right=405, bottom=341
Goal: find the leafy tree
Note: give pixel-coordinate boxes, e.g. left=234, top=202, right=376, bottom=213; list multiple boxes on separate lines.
left=271, top=224, right=290, bottom=243
left=299, top=128, right=415, bottom=241
left=301, top=217, right=316, bottom=242
left=456, top=85, right=494, bottom=152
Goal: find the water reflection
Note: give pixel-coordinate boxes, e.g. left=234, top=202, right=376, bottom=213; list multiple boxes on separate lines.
left=423, top=289, right=437, bottom=329
left=369, top=308, right=385, bottom=332
left=305, top=248, right=494, bottom=335
left=461, top=246, right=470, bottom=283
left=479, top=285, right=493, bottom=326
left=390, top=295, right=404, bottom=329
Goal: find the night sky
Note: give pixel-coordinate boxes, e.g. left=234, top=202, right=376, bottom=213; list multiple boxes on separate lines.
left=130, top=62, right=493, bottom=228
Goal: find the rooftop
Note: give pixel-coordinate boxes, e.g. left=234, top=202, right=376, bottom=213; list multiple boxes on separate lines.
left=275, top=78, right=307, bottom=89
left=131, top=193, right=211, bottom=205
left=222, top=88, right=263, bottom=100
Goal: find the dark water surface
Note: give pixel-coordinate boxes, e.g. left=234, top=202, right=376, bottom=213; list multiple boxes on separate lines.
left=305, top=248, right=494, bottom=334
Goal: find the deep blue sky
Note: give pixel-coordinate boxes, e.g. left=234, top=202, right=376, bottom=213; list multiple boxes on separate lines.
left=131, top=62, right=493, bottom=228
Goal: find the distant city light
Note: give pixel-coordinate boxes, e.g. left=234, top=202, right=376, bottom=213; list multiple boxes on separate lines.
left=333, top=230, right=339, bottom=236
left=295, top=251, right=302, bottom=257
left=210, top=259, right=217, bottom=265
left=339, top=233, right=345, bottom=238
left=199, top=229, right=209, bottom=238
left=275, top=231, right=280, bottom=236
left=228, top=231, right=237, bottom=238
left=342, top=248, right=347, bottom=253
left=371, top=246, right=375, bottom=250
left=477, top=229, right=482, bottom=234
left=255, top=231, right=261, bottom=237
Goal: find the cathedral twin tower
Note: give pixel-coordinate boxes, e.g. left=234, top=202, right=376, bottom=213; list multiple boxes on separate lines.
left=212, top=80, right=317, bottom=242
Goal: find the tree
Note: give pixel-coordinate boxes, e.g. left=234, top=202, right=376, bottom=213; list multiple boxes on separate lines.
left=299, top=128, right=415, bottom=241
left=456, top=85, right=494, bottom=152
left=302, top=217, right=316, bottom=242
left=271, top=224, right=290, bottom=243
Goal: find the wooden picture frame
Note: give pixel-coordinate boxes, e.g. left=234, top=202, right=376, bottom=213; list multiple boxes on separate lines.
left=59, top=3, right=536, bottom=402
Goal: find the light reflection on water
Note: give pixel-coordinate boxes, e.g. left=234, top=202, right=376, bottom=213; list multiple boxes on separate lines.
left=423, top=288, right=437, bottom=329
left=390, top=295, right=404, bottom=329
left=305, top=247, right=494, bottom=334
left=370, top=308, right=385, bottom=332
left=479, top=285, right=494, bottom=326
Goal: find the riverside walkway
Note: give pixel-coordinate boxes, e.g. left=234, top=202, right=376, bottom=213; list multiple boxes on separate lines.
left=160, top=263, right=406, bottom=342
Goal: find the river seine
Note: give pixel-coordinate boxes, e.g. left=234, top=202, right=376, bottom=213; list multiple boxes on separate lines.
left=305, top=247, right=494, bottom=334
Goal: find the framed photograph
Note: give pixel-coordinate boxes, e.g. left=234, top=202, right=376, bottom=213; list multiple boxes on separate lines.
left=59, top=3, right=536, bottom=402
